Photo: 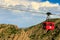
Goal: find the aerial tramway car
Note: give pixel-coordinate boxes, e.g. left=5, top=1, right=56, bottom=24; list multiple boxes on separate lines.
left=43, top=22, right=55, bottom=30
left=43, top=12, right=55, bottom=30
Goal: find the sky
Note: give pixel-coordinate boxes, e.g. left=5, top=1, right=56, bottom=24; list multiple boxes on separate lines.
left=41, top=0, right=60, bottom=4
left=0, top=0, right=60, bottom=28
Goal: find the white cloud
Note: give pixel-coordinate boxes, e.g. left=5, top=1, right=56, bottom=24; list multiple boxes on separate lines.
left=0, top=0, right=59, bottom=10
left=0, top=0, right=60, bottom=18
left=0, top=0, right=30, bottom=7
left=50, top=15, right=60, bottom=19
left=0, top=0, right=20, bottom=6
left=31, top=1, right=59, bottom=10
left=40, top=1, right=59, bottom=7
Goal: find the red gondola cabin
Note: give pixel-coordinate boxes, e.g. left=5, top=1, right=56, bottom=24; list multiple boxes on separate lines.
left=43, top=22, right=55, bottom=30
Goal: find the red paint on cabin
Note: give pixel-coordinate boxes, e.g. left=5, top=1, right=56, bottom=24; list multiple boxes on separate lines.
left=43, top=22, right=55, bottom=30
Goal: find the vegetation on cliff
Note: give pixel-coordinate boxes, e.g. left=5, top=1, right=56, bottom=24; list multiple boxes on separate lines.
left=0, top=19, right=60, bottom=40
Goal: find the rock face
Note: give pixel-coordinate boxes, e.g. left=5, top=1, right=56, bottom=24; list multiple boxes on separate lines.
left=0, top=19, right=60, bottom=40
